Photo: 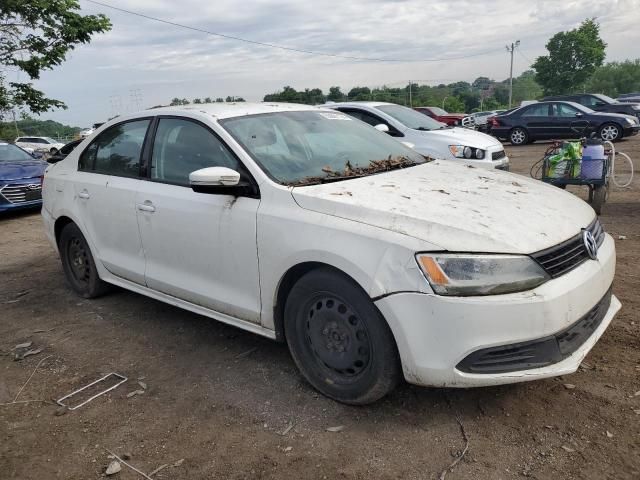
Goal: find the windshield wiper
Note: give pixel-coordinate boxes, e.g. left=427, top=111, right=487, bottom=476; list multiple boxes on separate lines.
left=416, top=127, right=433, bottom=131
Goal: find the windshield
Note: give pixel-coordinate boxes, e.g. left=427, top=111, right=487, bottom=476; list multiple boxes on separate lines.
left=0, top=143, right=36, bottom=162
left=220, top=110, right=427, bottom=185
left=594, top=94, right=616, bottom=104
left=377, top=105, right=445, bottom=130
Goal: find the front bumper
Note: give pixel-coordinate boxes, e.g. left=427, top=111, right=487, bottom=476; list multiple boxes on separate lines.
left=375, top=233, right=618, bottom=387
left=623, top=125, right=639, bottom=137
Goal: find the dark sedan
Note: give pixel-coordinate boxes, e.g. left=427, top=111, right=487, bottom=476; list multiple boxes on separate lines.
left=0, top=142, right=47, bottom=213
left=489, top=101, right=640, bottom=145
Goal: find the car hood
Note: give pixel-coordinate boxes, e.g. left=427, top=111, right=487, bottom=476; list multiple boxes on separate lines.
left=0, top=160, right=47, bottom=181
left=291, top=162, right=595, bottom=254
left=420, top=127, right=503, bottom=149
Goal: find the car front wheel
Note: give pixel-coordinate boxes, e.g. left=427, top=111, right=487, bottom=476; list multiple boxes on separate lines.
left=599, top=123, right=622, bottom=142
left=59, top=223, right=109, bottom=298
left=509, top=127, right=528, bottom=145
left=284, top=268, right=401, bottom=405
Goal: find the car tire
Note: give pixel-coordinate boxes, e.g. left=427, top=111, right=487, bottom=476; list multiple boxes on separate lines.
left=59, top=223, right=109, bottom=298
left=509, top=127, right=529, bottom=145
left=598, top=123, right=622, bottom=142
left=284, top=267, right=401, bottom=405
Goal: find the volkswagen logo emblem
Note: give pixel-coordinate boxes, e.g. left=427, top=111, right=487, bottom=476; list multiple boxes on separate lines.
left=583, top=230, right=598, bottom=260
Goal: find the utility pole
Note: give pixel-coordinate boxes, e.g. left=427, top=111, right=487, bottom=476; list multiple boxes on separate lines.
left=506, top=40, right=520, bottom=108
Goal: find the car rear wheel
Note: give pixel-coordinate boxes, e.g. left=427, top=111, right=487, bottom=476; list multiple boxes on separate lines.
left=509, top=127, right=528, bottom=145
left=599, top=123, right=622, bottom=142
left=284, top=268, right=401, bottom=405
left=59, top=223, right=109, bottom=298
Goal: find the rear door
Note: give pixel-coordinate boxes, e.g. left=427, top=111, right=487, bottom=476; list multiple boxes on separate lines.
left=520, top=103, right=554, bottom=139
left=135, top=116, right=261, bottom=322
left=74, top=119, right=151, bottom=285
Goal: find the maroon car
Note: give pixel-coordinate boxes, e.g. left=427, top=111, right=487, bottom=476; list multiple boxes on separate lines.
left=414, top=106, right=467, bottom=126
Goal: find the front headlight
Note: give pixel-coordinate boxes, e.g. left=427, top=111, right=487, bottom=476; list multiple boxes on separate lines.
left=625, top=117, right=636, bottom=125
left=416, top=253, right=549, bottom=296
left=449, top=145, right=486, bottom=160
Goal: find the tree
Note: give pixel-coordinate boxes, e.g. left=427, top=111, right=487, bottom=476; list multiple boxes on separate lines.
left=472, top=76, right=492, bottom=91
left=181, top=98, right=190, bottom=105
left=533, top=18, right=606, bottom=95
left=215, top=98, right=224, bottom=103
left=193, top=98, right=202, bottom=104
left=347, top=86, right=371, bottom=100
left=327, top=86, right=344, bottom=102
left=204, top=97, right=212, bottom=103
left=0, top=0, right=111, bottom=118
left=586, top=60, right=640, bottom=97
left=443, top=96, right=465, bottom=113
left=511, top=70, right=543, bottom=103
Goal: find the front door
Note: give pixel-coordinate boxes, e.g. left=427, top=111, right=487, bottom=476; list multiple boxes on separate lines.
left=135, top=117, right=261, bottom=323
left=73, top=119, right=151, bottom=285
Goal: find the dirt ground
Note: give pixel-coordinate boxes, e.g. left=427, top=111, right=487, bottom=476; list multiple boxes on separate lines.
left=1, top=137, right=639, bottom=480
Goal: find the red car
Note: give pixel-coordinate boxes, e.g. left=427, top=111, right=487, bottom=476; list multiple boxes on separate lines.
left=414, top=106, right=467, bottom=126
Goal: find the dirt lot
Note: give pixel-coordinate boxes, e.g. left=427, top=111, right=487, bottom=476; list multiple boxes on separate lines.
left=1, top=137, right=639, bottom=480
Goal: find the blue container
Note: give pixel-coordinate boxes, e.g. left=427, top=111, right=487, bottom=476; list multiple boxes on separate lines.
left=580, top=143, right=605, bottom=180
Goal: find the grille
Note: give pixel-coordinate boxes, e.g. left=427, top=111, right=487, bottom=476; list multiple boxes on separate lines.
left=0, top=183, right=42, bottom=204
left=492, top=150, right=506, bottom=160
left=457, top=287, right=612, bottom=374
left=531, top=219, right=605, bottom=278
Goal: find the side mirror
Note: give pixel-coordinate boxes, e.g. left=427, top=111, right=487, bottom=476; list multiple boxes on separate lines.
left=374, top=123, right=390, bottom=133
left=190, top=166, right=240, bottom=187
left=189, top=166, right=259, bottom=198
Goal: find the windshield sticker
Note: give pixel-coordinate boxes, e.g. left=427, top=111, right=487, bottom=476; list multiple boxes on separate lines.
left=318, top=112, right=352, bottom=121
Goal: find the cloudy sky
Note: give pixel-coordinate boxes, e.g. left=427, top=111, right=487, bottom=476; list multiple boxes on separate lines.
left=23, top=0, right=640, bottom=126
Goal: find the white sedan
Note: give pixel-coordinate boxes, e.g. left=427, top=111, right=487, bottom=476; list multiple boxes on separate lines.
left=324, top=102, right=510, bottom=169
left=42, top=103, right=619, bottom=404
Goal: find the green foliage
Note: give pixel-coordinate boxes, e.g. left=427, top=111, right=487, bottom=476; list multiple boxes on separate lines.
left=0, top=0, right=111, bottom=118
left=443, top=96, right=465, bottom=113
left=533, top=18, right=606, bottom=95
left=193, top=98, right=202, bottom=104
left=0, top=117, right=80, bottom=140
left=327, top=86, right=344, bottom=102
left=586, top=60, right=640, bottom=97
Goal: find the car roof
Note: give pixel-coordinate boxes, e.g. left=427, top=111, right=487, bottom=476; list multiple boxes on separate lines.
left=123, top=102, right=324, bottom=121
left=322, top=101, right=395, bottom=109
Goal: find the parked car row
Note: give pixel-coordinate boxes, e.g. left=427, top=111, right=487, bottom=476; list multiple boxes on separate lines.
left=39, top=102, right=619, bottom=404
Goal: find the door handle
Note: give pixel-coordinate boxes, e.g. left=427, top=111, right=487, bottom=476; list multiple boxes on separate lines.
left=78, top=190, right=90, bottom=200
left=137, top=202, right=156, bottom=213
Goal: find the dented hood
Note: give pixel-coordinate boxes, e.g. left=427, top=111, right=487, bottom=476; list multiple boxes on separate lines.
left=291, top=162, right=596, bottom=254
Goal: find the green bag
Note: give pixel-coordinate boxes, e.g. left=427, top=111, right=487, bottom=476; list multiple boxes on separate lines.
left=546, top=142, right=582, bottom=179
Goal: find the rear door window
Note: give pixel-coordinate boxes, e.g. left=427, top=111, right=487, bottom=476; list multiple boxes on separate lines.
left=79, top=119, right=150, bottom=176
left=522, top=104, right=550, bottom=117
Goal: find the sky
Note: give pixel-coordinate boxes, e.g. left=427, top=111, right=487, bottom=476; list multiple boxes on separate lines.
left=19, top=0, right=640, bottom=127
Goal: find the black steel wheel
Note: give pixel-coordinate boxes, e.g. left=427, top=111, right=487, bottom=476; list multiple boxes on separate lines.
left=59, top=223, right=109, bottom=298
left=284, top=268, right=401, bottom=405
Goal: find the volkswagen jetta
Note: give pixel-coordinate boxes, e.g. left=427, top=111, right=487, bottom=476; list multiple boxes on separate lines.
left=42, top=103, right=620, bottom=404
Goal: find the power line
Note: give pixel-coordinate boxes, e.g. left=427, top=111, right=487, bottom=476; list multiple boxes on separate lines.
left=518, top=49, right=534, bottom=66
left=84, top=0, right=505, bottom=63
